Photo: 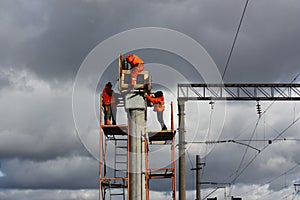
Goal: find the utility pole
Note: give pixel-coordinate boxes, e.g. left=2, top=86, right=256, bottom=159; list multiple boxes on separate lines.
left=178, top=99, right=186, bottom=200
left=191, top=155, right=203, bottom=200
left=196, top=155, right=201, bottom=200
left=125, top=93, right=147, bottom=200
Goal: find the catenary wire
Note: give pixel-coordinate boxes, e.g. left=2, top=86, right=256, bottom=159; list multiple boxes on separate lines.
left=224, top=118, right=260, bottom=183
left=201, top=103, right=214, bottom=178
left=222, top=0, right=250, bottom=79
left=201, top=0, right=251, bottom=184
left=230, top=116, right=300, bottom=185
left=225, top=72, right=300, bottom=182
left=236, top=162, right=300, bottom=196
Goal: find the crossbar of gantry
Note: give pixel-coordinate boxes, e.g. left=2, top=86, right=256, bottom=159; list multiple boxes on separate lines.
left=178, top=83, right=300, bottom=101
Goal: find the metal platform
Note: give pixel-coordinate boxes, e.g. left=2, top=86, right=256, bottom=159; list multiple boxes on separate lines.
left=101, top=125, right=128, bottom=137
left=147, top=130, right=176, bottom=142
left=148, top=168, right=174, bottom=179
left=101, top=181, right=128, bottom=188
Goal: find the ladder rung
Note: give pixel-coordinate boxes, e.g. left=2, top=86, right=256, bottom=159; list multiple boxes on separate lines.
left=110, top=193, right=124, bottom=196
left=116, top=162, right=127, bottom=164
left=115, top=159, right=127, bottom=161
left=116, top=146, right=128, bottom=148
left=115, top=153, right=127, bottom=156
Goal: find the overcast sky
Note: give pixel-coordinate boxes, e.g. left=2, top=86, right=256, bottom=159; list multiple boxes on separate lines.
left=1, top=0, right=300, bottom=199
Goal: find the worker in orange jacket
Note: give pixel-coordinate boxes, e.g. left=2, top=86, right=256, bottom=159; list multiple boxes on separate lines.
left=101, top=82, right=116, bottom=125
left=146, top=91, right=167, bottom=130
left=125, top=54, right=144, bottom=86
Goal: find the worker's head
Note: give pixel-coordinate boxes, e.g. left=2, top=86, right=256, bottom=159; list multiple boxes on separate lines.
left=126, top=55, right=134, bottom=63
left=155, top=91, right=163, bottom=97
left=107, top=82, right=112, bottom=88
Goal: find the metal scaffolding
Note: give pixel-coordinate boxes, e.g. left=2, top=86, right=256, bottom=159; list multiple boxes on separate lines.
left=99, top=99, right=129, bottom=200
left=146, top=102, right=176, bottom=200
left=99, top=97, right=176, bottom=200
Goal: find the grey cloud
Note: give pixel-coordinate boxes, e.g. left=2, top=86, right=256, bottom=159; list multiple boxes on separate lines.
left=1, top=0, right=298, bottom=83
left=0, top=0, right=141, bottom=81
left=0, top=156, right=98, bottom=189
left=0, top=69, right=88, bottom=160
left=0, top=189, right=97, bottom=200
left=0, top=70, right=12, bottom=89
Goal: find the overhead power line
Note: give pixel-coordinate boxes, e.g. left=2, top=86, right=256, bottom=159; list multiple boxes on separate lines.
left=201, top=103, right=214, bottom=178
left=236, top=162, right=300, bottom=196
left=188, top=139, right=261, bottom=152
left=228, top=118, right=260, bottom=184
left=225, top=73, right=300, bottom=184
left=222, top=0, right=250, bottom=79
left=229, top=116, right=300, bottom=184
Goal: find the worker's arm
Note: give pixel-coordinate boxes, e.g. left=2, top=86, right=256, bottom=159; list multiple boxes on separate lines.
left=146, top=94, right=161, bottom=104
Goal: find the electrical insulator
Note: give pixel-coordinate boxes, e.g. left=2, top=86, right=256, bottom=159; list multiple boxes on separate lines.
left=256, top=101, right=262, bottom=117
left=209, top=101, right=215, bottom=110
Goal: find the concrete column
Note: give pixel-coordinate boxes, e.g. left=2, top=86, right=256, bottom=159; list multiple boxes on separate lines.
left=126, top=93, right=146, bottom=200
left=142, top=136, right=146, bottom=200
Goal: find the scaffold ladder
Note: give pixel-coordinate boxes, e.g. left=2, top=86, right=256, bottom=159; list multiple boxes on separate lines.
left=114, top=139, right=128, bottom=179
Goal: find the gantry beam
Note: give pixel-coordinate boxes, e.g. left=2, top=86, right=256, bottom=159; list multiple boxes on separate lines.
left=178, top=83, right=300, bottom=101
left=177, top=83, right=300, bottom=200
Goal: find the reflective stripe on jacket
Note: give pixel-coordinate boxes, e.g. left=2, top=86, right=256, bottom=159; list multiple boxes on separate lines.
left=146, top=94, right=165, bottom=112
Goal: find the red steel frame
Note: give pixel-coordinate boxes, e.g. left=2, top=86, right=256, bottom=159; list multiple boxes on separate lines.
left=99, top=98, right=129, bottom=200
left=145, top=102, right=176, bottom=200
left=99, top=98, right=176, bottom=200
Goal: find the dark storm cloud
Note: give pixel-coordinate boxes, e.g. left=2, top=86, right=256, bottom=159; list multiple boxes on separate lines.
left=1, top=0, right=299, bottom=82
left=218, top=0, right=300, bottom=82
left=0, top=0, right=131, bottom=80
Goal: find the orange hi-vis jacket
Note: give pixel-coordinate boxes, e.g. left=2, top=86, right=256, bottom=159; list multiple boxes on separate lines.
left=102, top=85, right=115, bottom=106
left=126, top=54, right=144, bottom=67
left=146, top=94, right=165, bottom=112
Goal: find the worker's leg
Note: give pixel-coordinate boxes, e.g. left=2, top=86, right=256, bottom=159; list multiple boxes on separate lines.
left=111, top=105, right=117, bottom=125
left=131, top=67, right=138, bottom=86
left=131, top=65, right=144, bottom=85
left=103, top=105, right=110, bottom=125
left=157, top=111, right=167, bottom=130
left=137, top=64, right=144, bottom=72
left=107, top=105, right=113, bottom=125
